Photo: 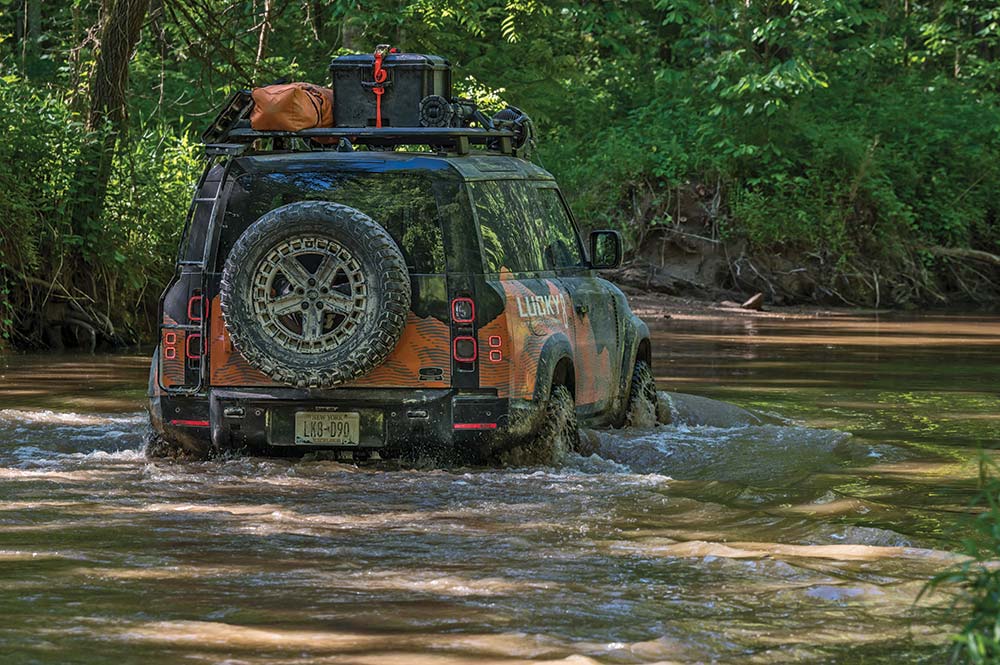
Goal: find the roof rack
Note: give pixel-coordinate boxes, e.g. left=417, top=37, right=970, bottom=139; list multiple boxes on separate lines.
left=200, top=90, right=534, bottom=157
left=222, top=126, right=520, bottom=156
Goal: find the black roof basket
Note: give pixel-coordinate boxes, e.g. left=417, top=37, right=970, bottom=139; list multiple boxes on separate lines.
left=201, top=90, right=533, bottom=158
left=222, top=126, right=521, bottom=156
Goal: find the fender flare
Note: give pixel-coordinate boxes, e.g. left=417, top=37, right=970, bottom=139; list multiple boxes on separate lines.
left=532, top=333, right=575, bottom=403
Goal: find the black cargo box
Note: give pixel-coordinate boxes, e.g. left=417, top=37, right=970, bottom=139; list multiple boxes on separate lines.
left=330, top=53, right=451, bottom=128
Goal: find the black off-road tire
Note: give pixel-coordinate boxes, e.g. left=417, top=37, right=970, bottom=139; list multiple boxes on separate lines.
left=495, top=384, right=580, bottom=466
left=145, top=431, right=213, bottom=461
left=220, top=202, right=410, bottom=388
left=544, top=384, right=581, bottom=454
left=625, top=360, right=659, bottom=428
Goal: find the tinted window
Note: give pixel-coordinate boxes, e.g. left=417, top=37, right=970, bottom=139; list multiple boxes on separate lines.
left=182, top=164, right=225, bottom=262
left=221, top=170, right=453, bottom=274
left=470, top=180, right=546, bottom=274
left=532, top=188, right=583, bottom=270
left=323, top=173, right=447, bottom=273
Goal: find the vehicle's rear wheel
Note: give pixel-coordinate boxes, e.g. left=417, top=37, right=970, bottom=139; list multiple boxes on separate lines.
left=220, top=202, right=410, bottom=388
left=145, top=431, right=212, bottom=460
left=498, top=384, right=579, bottom=466
left=544, top=384, right=581, bottom=454
left=625, top=360, right=658, bottom=428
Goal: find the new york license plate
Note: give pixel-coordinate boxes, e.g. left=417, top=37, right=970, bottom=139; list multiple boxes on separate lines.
left=294, top=411, right=360, bottom=445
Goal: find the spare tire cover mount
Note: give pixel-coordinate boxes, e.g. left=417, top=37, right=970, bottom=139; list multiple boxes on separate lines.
left=252, top=235, right=367, bottom=352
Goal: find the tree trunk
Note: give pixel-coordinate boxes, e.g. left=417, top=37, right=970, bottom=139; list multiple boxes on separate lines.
left=307, top=0, right=325, bottom=41
left=15, top=0, right=42, bottom=72
left=69, top=0, right=151, bottom=239
left=87, top=0, right=150, bottom=132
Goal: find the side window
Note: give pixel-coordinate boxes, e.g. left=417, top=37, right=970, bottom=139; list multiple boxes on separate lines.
left=471, top=180, right=545, bottom=274
left=182, top=165, right=225, bottom=262
left=532, top=187, right=584, bottom=270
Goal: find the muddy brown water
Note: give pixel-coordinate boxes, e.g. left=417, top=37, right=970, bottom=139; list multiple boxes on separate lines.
left=1, top=308, right=998, bottom=663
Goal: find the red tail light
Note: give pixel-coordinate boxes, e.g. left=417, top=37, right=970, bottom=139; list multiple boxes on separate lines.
left=170, top=419, right=210, bottom=427
left=185, top=333, right=202, bottom=360
left=453, top=422, right=497, bottom=430
left=163, top=331, right=178, bottom=359
left=487, top=335, right=502, bottom=362
left=453, top=336, right=477, bottom=362
left=187, top=294, right=204, bottom=322
left=451, top=297, right=475, bottom=323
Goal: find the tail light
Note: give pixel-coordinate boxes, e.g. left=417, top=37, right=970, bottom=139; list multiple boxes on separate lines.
left=453, top=336, right=477, bottom=362
left=170, top=419, right=210, bottom=427
left=451, top=297, right=475, bottom=323
left=185, top=333, right=202, bottom=360
left=453, top=422, right=497, bottom=431
left=487, top=335, right=502, bottom=362
left=163, top=331, right=178, bottom=359
left=187, top=293, right=204, bottom=322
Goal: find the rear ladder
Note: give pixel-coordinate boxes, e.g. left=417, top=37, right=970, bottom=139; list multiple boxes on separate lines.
left=158, top=143, right=245, bottom=395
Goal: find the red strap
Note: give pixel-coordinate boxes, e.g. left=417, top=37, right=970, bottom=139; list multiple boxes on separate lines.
left=373, top=51, right=387, bottom=85
left=372, top=46, right=389, bottom=128
left=373, top=87, right=384, bottom=128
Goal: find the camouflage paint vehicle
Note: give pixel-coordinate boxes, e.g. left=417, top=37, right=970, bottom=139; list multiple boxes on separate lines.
left=148, top=132, right=655, bottom=462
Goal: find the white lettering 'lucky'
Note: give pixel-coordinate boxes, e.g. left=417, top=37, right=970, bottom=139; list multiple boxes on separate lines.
left=516, top=294, right=566, bottom=320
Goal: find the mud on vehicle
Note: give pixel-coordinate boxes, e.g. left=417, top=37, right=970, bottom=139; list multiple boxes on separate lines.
left=148, top=50, right=654, bottom=463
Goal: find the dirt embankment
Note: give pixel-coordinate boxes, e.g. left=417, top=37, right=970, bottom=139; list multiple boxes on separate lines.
left=605, top=184, right=1000, bottom=310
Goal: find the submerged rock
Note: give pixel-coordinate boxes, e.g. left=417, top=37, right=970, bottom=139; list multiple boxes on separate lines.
left=656, top=391, right=763, bottom=428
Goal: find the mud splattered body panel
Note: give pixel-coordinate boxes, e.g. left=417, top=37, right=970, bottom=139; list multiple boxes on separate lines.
left=209, top=286, right=452, bottom=390
left=475, top=273, right=628, bottom=418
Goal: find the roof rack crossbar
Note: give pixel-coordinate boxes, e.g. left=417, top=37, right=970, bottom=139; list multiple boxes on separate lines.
left=217, top=127, right=517, bottom=155
left=226, top=127, right=515, bottom=140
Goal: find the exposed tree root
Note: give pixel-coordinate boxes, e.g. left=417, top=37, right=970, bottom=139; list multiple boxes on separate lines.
left=929, top=246, right=1000, bottom=268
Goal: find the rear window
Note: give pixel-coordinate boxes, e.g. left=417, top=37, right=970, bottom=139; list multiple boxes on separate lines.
left=220, top=170, right=458, bottom=274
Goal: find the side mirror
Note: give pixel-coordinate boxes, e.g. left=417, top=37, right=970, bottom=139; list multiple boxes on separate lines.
left=589, top=230, right=623, bottom=269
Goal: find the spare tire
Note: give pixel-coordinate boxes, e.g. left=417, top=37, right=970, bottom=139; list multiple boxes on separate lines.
left=220, top=201, right=410, bottom=388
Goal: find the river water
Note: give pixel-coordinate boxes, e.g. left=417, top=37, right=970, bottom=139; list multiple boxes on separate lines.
left=1, top=307, right=997, bottom=663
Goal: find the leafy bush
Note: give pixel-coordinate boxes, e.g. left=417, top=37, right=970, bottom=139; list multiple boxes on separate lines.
left=100, top=127, right=199, bottom=336
left=0, top=77, right=82, bottom=343
left=0, top=75, right=198, bottom=346
left=924, top=456, right=1000, bottom=664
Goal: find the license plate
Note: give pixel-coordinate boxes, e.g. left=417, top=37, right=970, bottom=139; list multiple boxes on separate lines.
left=294, top=411, right=360, bottom=445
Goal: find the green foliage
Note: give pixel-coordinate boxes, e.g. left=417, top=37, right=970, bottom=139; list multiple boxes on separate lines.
left=0, top=75, right=197, bottom=345
left=541, top=0, right=1000, bottom=282
left=2, top=0, right=1000, bottom=346
left=923, top=455, right=1000, bottom=664
left=100, top=126, right=199, bottom=329
left=0, top=77, right=80, bottom=343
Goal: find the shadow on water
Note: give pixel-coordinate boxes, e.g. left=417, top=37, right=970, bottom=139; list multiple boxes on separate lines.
left=2, top=309, right=998, bottom=663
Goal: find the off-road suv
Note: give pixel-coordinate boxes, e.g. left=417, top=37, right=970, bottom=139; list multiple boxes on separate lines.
left=148, top=125, right=655, bottom=462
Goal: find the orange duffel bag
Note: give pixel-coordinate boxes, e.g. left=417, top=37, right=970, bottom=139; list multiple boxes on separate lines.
left=250, top=82, right=334, bottom=131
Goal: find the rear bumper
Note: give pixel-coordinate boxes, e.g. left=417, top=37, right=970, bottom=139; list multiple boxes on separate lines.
left=151, top=386, right=509, bottom=456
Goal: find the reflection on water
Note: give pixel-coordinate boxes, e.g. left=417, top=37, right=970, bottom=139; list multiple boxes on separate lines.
left=1, top=310, right=998, bottom=663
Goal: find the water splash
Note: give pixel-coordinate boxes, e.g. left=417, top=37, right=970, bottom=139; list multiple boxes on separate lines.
left=585, top=422, right=854, bottom=485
